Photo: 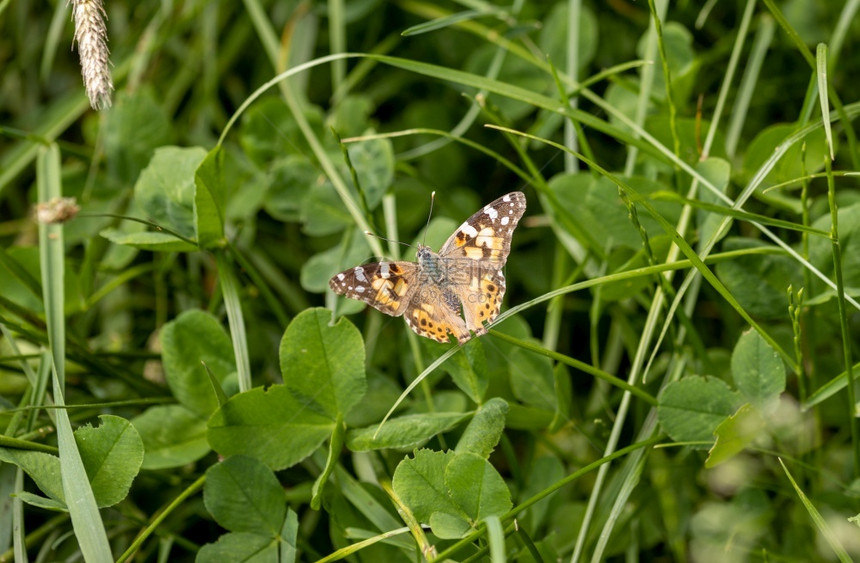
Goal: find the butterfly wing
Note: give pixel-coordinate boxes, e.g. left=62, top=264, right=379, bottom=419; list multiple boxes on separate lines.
left=403, top=284, right=471, bottom=344
left=438, top=191, right=526, bottom=339
left=456, top=267, right=507, bottom=338
left=439, top=191, right=526, bottom=266
left=329, top=261, right=419, bottom=317
left=330, top=192, right=526, bottom=345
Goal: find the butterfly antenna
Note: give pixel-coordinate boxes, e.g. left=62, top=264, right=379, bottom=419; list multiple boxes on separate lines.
left=363, top=231, right=414, bottom=250
left=422, top=191, right=436, bottom=246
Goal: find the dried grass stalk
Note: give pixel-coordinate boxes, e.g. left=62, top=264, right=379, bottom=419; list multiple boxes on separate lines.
left=71, top=0, right=113, bottom=110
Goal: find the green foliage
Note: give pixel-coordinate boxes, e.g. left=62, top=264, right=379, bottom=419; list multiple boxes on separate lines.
left=392, top=449, right=512, bottom=539
left=3, top=1, right=860, bottom=562
left=0, top=415, right=143, bottom=509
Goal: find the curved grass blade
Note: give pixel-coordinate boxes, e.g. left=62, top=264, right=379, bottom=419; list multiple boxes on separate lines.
left=779, top=458, right=851, bottom=563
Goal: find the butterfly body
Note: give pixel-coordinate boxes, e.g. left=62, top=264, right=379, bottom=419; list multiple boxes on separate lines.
left=330, top=192, right=526, bottom=344
left=416, top=245, right=452, bottom=286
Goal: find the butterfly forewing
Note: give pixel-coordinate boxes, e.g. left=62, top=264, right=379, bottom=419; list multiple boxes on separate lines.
left=329, top=261, right=419, bottom=317
left=439, top=191, right=526, bottom=266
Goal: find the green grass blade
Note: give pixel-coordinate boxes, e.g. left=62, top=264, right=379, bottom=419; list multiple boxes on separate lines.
left=778, top=459, right=852, bottom=563
left=328, top=0, right=346, bottom=89
left=816, top=43, right=834, bottom=161
left=37, top=143, right=112, bottom=561
left=824, top=154, right=859, bottom=474
left=214, top=251, right=252, bottom=393
left=484, top=515, right=505, bottom=563
left=726, top=14, right=774, bottom=157
left=802, top=360, right=860, bottom=409
left=402, top=9, right=497, bottom=37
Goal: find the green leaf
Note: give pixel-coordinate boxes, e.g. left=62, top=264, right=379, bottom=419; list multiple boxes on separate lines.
left=509, top=347, right=555, bottom=413
left=279, top=509, right=299, bottom=563
left=445, top=452, right=512, bottom=525
left=0, top=415, right=143, bottom=508
left=279, top=308, right=366, bottom=419
left=455, top=398, right=508, bottom=459
left=102, top=89, right=173, bottom=182
left=74, top=415, right=144, bottom=507
left=392, top=449, right=512, bottom=539
left=194, top=146, right=228, bottom=248
left=0, top=247, right=86, bottom=315
left=696, top=158, right=732, bottom=249
left=131, top=405, right=210, bottom=470
left=731, top=329, right=786, bottom=410
left=239, top=97, right=330, bottom=165
left=392, top=450, right=464, bottom=527
left=742, top=124, right=828, bottom=185
left=262, top=155, right=317, bottom=222
left=347, top=132, right=393, bottom=210
left=657, top=376, right=742, bottom=447
left=311, top=418, right=343, bottom=510
left=505, top=404, right=555, bottom=431
left=808, top=202, right=860, bottom=291
left=331, top=96, right=374, bottom=138
left=134, top=146, right=208, bottom=241
left=204, top=456, right=286, bottom=535
left=540, top=3, right=598, bottom=74
left=0, top=448, right=63, bottom=506
left=301, top=230, right=370, bottom=294
left=207, top=385, right=334, bottom=470
left=428, top=512, right=472, bottom=540
left=300, top=181, right=353, bottom=236
left=15, top=491, right=67, bottom=511
left=706, top=403, right=766, bottom=467
left=549, top=173, right=680, bottom=252
left=599, top=235, right=674, bottom=302
left=346, top=412, right=470, bottom=451
left=520, top=456, right=565, bottom=532
left=443, top=337, right=488, bottom=403
left=715, top=238, right=802, bottom=319
left=161, top=310, right=237, bottom=417
left=196, top=532, right=278, bottom=563
left=639, top=23, right=697, bottom=103
left=98, top=228, right=198, bottom=252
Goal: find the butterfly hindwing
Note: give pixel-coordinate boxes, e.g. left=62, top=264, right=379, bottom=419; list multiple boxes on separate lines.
left=329, top=261, right=418, bottom=317
left=457, top=267, right=506, bottom=338
left=404, top=285, right=470, bottom=344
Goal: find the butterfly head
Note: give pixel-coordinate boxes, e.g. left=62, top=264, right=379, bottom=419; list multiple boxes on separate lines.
left=416, top=244, right=446, bottom=282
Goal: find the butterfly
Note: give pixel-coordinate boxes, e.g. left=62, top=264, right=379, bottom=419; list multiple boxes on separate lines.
left=329, top=192, right=526, bottom=344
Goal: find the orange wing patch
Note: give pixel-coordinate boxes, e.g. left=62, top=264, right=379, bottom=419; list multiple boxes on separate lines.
left=460, top=270, right=506, bottom=337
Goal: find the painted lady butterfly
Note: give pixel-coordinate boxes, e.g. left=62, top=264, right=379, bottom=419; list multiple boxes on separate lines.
left=329, top=192, right=526, bottom=344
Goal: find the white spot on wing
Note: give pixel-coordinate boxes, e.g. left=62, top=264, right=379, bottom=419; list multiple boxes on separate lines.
left=503, top=194, right=511, bottom=202
left=337, top=273, right=345, bottom=281
left=354, top=266, right=367, bottom=282
left=485, top=206, right=499, bottom=220
left=355, top=286, right=366, bottom=293
left=461, top=223, right=478, bottom=237
left=380, top=262, right=390, bottom=279
left=501, top=216, right=510, bottom=225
